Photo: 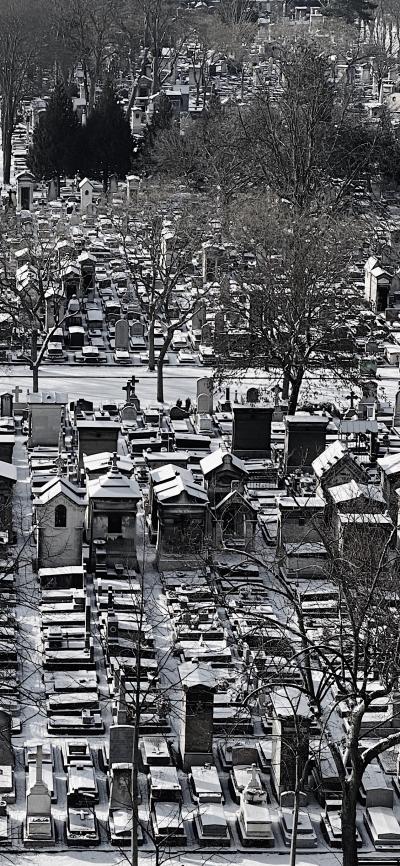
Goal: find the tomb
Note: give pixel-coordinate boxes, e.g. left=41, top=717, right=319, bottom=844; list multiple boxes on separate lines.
left=232, top=404, right=274, bottom=459
left=270, top=688, right=310, bottom=799
left=76, top=419, right=120, bottom=467
left=66, top=806, right=99, bottom=846
left=237, top=764, right=274, bottom=847
left=194, top=802, right=230, bottom=847
left=200, top=449, right=247, bottom=506
left=151, top=465, right=209, bottom=570
left=24, top=745, right=54, bottom=846
left=152, top=801, right=187, bottom=846
left=16, top=171, right=35, bottom=211
left=179, top=662, right=216, bottom=770
left=29, top=392, right=68, bottom=447
left=312, top=440, right=367, bottom=495
left=280, top=806, right=317, bottom=848
left=86, top=457, right=141, bottom=570
left=33, top=476, right=87, bottom=569
left=284, top=413, right=330, bottom=470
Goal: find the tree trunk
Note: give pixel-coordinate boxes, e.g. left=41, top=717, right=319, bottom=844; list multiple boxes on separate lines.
left=156, top=340, right=170, bottom=403
left=289, top=786, right=300, bottom=866
left=31, top=330, right=39, bottom=393
left=282, top=366, right=291, bottom=401
left=342, top=780, right=359, bottom=866
left=148, top=319, right=155, bottom=371
left=2, top=125, right=12, bottom=186
left=82, top=60, right=90, bottom=114
left=288, top=367, right=304, bottom=414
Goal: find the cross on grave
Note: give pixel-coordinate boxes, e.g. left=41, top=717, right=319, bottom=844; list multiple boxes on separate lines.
left=346, top=390, right=358, bottom=410
left=272, top=384, right=281, bottom=408
left=13, top=385, right=22, bottom=403
left=123, top=375, right=140, bottom=400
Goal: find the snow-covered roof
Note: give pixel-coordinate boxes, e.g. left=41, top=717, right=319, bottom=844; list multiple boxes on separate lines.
left=83, top=452, right=133, bottom=475
left=312, top=440, right=348, bottom=478
left=328, top=480, right=385, bottom=506
left=33, top=476, right=86, bottom=507
left=179, top=661, right=216, bottom=690
left=0, top=461, right=17, bottom=482
left=87, top=465, right=141, bottom=500
left=151, top=464, right=207, bottom=504
left=377, top=452, right=400, bottom=477
left=200, top=448, right=247, bottom=477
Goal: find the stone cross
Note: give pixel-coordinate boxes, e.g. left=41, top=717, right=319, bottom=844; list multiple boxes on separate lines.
left=346, top=390, right=357, bottom=410
left=13, top=385, right=22, bottom=403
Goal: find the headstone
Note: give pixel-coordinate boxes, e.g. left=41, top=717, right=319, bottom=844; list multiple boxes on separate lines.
left=109, top=724, right=134, bottom=765
left=201, top=322, right=212, bottom=346
left=232, top=404, right=274, bottom=458
left=0, top=394, right=13, bottom=418
left=115, top=319, right=130, bottom=351
left=284, top=414, right=330, bottom=470
left=120, top=403, right=137, bottom=423
left=126, top=174, right=140, bottom=203
left=25, top=745, right=53, bottom=841
left=179, top=662, right=216, bottom=771
left=109, top=173, right=118, bottom=195
left=170, top=405, right=189, bottom=420
left=232, top=744, right=259, bottom=766
left=47, top=179, right=58, bottom=202
left=0, top=711, right=13, bottom=766
left=247, top=387, right=259, bottom=404
left=196, top=377, right=213, bottom=414
left=131, top=321, right=145, bottom=337
left=394, top=389, right=400, bottom=426
left=197, top=393, right=212, bottom=414
left=214, top=311, right=225, bottom=335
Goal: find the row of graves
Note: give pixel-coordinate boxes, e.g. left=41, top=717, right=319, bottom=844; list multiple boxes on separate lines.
left=4, top=370, right=400, bottom=851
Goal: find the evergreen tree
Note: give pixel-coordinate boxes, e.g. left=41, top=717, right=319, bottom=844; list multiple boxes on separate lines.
left=83, top=80, right=133, bottom=192
left=27, top=80, right=81, bottom=193
left=319, top=0, right=376, bottom=23
left=135, top=92, right=174, bottom=173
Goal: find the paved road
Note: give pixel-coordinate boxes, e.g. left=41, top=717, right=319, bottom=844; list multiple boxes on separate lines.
left=0, top=361, right=398, bottom=409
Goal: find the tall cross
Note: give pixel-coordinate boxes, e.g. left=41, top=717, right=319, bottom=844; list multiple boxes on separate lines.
left=13, top=385, right=22, bottom=403
left=346, top=390, right=357, bottom=410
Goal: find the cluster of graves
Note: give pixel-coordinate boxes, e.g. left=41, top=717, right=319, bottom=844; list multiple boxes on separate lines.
left=1, top=369, right=400, bottom=853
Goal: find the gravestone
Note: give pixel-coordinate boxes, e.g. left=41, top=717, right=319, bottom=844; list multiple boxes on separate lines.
left=109, top=173, right=118, bottom=195
left=123, top=375, right=140, bottom=411
left=197, top=393, right=212, bottom=414
left=0, top=394, right=13, bottom=418
left=25, top=745, right=53, bottom=842
left=214, top=311, right=225, bottom=335
left=170, top=405, right=189, bottom=420
left=247, top=387, right=259, bottom=404
left=120, top=403, right=137, bottom=423
left=0, top=711, right=13, bottom=766
left=47, top=179, right=58, bottom=202
left=232, top=744, right=259, bottom=766
left=130, top=320, right=145, bottom=337
left=109, top=724, right=134, bottom=765
left=201, top=322, right=212, bottom=346
left=179, top=662, right=216, bottom=771
left=394, top=389, right=400, bottom=426
left=196, top=377, right=213, bottom=414
left=232, top=404, right=274, bottom=459
left=115, top=319, right=130, bottom=351
left=126, top=174, right=140, bottom=203
left=192, top=302, right=206, bottom=331
left=284, top=414, right=330, bottom=470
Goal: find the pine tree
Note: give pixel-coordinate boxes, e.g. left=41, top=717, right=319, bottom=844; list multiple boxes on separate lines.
left=27, top=80, right=81, bottom=193
left=136, top=92, right=174, bottom=173
left=319, top=0, right=376, bottom=23
left=83, top=80, right=133, bottom=192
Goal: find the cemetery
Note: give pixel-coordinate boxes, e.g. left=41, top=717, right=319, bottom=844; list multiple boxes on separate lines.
left=4, top=0, right=400, bottom=864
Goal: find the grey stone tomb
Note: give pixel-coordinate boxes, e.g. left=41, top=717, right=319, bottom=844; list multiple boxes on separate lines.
left=115, top=319, right=130, bottom=351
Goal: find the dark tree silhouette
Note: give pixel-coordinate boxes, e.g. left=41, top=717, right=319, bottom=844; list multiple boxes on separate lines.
left=83, top=79, right=133, bottom=192
left=27, top=80, right=81, bottom=193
